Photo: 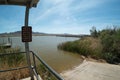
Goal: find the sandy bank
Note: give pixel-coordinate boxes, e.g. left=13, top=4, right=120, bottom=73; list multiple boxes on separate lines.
left=61, top=60, right=120, bottom=80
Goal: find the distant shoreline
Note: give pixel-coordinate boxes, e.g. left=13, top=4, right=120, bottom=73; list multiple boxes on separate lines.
left=0, top=33, right=90, bottom=38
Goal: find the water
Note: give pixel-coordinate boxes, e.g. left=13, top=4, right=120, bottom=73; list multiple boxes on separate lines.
left=0, top=36, right=83, bottom=73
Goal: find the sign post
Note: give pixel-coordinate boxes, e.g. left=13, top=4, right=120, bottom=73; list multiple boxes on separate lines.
left=22, top=5, right=34, bottom=80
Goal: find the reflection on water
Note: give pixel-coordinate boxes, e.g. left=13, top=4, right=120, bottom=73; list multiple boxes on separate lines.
left=0, top=36, right=83, bottom=73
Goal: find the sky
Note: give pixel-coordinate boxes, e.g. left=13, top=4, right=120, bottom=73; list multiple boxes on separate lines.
left=0, top=0, right=120, bottom=34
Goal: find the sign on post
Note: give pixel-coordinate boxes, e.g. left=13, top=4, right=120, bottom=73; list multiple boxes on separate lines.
left=22, top=26, right=32, bottom=42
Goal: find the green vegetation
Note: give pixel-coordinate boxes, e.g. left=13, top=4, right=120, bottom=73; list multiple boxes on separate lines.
left=0, top=47, right=29, bottom=80
left=37, top=64, right=57, bottom=80
left=58, top=26, right=120, bottom=64
left=0, top=47, right=25, bottom=66
left=0, top=47, right=58, bottom=80
left=58, top=37, right=102, bottom=59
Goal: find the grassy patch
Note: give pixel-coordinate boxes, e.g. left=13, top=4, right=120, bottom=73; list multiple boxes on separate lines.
left=0, top=47, right=59, bottom=80
left=37, top=64, right=57, bottom=80
left=58, top=37, right=103, bottom=59
left=0, top=47, right=29, bottom=79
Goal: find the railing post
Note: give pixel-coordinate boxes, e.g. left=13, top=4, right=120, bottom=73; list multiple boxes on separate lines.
left=32, top=52, right=40, bottom=80
left=31, top=51, right=64, bottom=80
left=32, top=53, right=38, bottom=74
left=24, top=5, right=34, bottom=80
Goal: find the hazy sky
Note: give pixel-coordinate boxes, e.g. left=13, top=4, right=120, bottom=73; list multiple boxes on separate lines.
left=0, top=0, right=120, bottom=34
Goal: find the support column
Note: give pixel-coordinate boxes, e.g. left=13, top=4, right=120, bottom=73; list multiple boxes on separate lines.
left=24, top=5, right=34, bottom=80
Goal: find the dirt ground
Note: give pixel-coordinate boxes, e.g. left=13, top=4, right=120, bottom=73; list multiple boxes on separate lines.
left=61, top=60, right=120, bottom=80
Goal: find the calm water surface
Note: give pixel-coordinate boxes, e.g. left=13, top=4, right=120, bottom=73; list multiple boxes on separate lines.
left=0, top=36, right=83, bottom=73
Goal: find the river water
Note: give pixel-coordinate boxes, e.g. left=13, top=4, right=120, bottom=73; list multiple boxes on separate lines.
left=0, top=36, right=83, bottom=73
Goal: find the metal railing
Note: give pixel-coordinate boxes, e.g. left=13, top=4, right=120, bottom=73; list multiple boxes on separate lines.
left=30, top=51, right=64, bottom=80
left=0, top=51, right=64, bottom=80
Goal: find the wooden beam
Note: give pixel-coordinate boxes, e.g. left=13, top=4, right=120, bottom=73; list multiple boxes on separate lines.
left=30, top=0, right=34, bottom=8
left=5, top=0, right=8, bottom=4
left=0, top=0, right=39, bottom=7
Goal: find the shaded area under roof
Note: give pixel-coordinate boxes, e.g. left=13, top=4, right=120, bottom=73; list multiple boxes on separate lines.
left=0, top=0, right=39, bottom=7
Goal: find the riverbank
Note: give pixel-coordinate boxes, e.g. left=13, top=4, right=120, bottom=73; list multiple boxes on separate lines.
left=58, top=27, right=120, bottom=64
left=58, top=37, right=103, bottom=60
left=61, top=60, right=120, bottom=80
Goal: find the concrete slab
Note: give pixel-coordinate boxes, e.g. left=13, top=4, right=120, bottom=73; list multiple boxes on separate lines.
left=61, top=60, right=120, bottom=80
left=21, top=75, right=42, bottom=80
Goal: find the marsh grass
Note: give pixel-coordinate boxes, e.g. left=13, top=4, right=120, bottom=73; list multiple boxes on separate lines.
left=0, top=47, right=29, bottom=80
left=0, top=62, right=29, bottom=80
left=0, top=47, right=59, bottom=80
left=58, top=37, right=103, bottom=59
left=0, top=47, right=25, bottom=66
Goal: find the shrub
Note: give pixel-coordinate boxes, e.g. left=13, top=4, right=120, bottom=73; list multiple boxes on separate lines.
left=58, top=26, right=120, bottom=64
left=58, top=37, right=102, bottom=58
left=99, top=27, right=120, bottom=63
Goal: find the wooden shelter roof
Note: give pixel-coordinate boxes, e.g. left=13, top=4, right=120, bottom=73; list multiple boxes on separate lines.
left=0, top=0, right=39, bottom=7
